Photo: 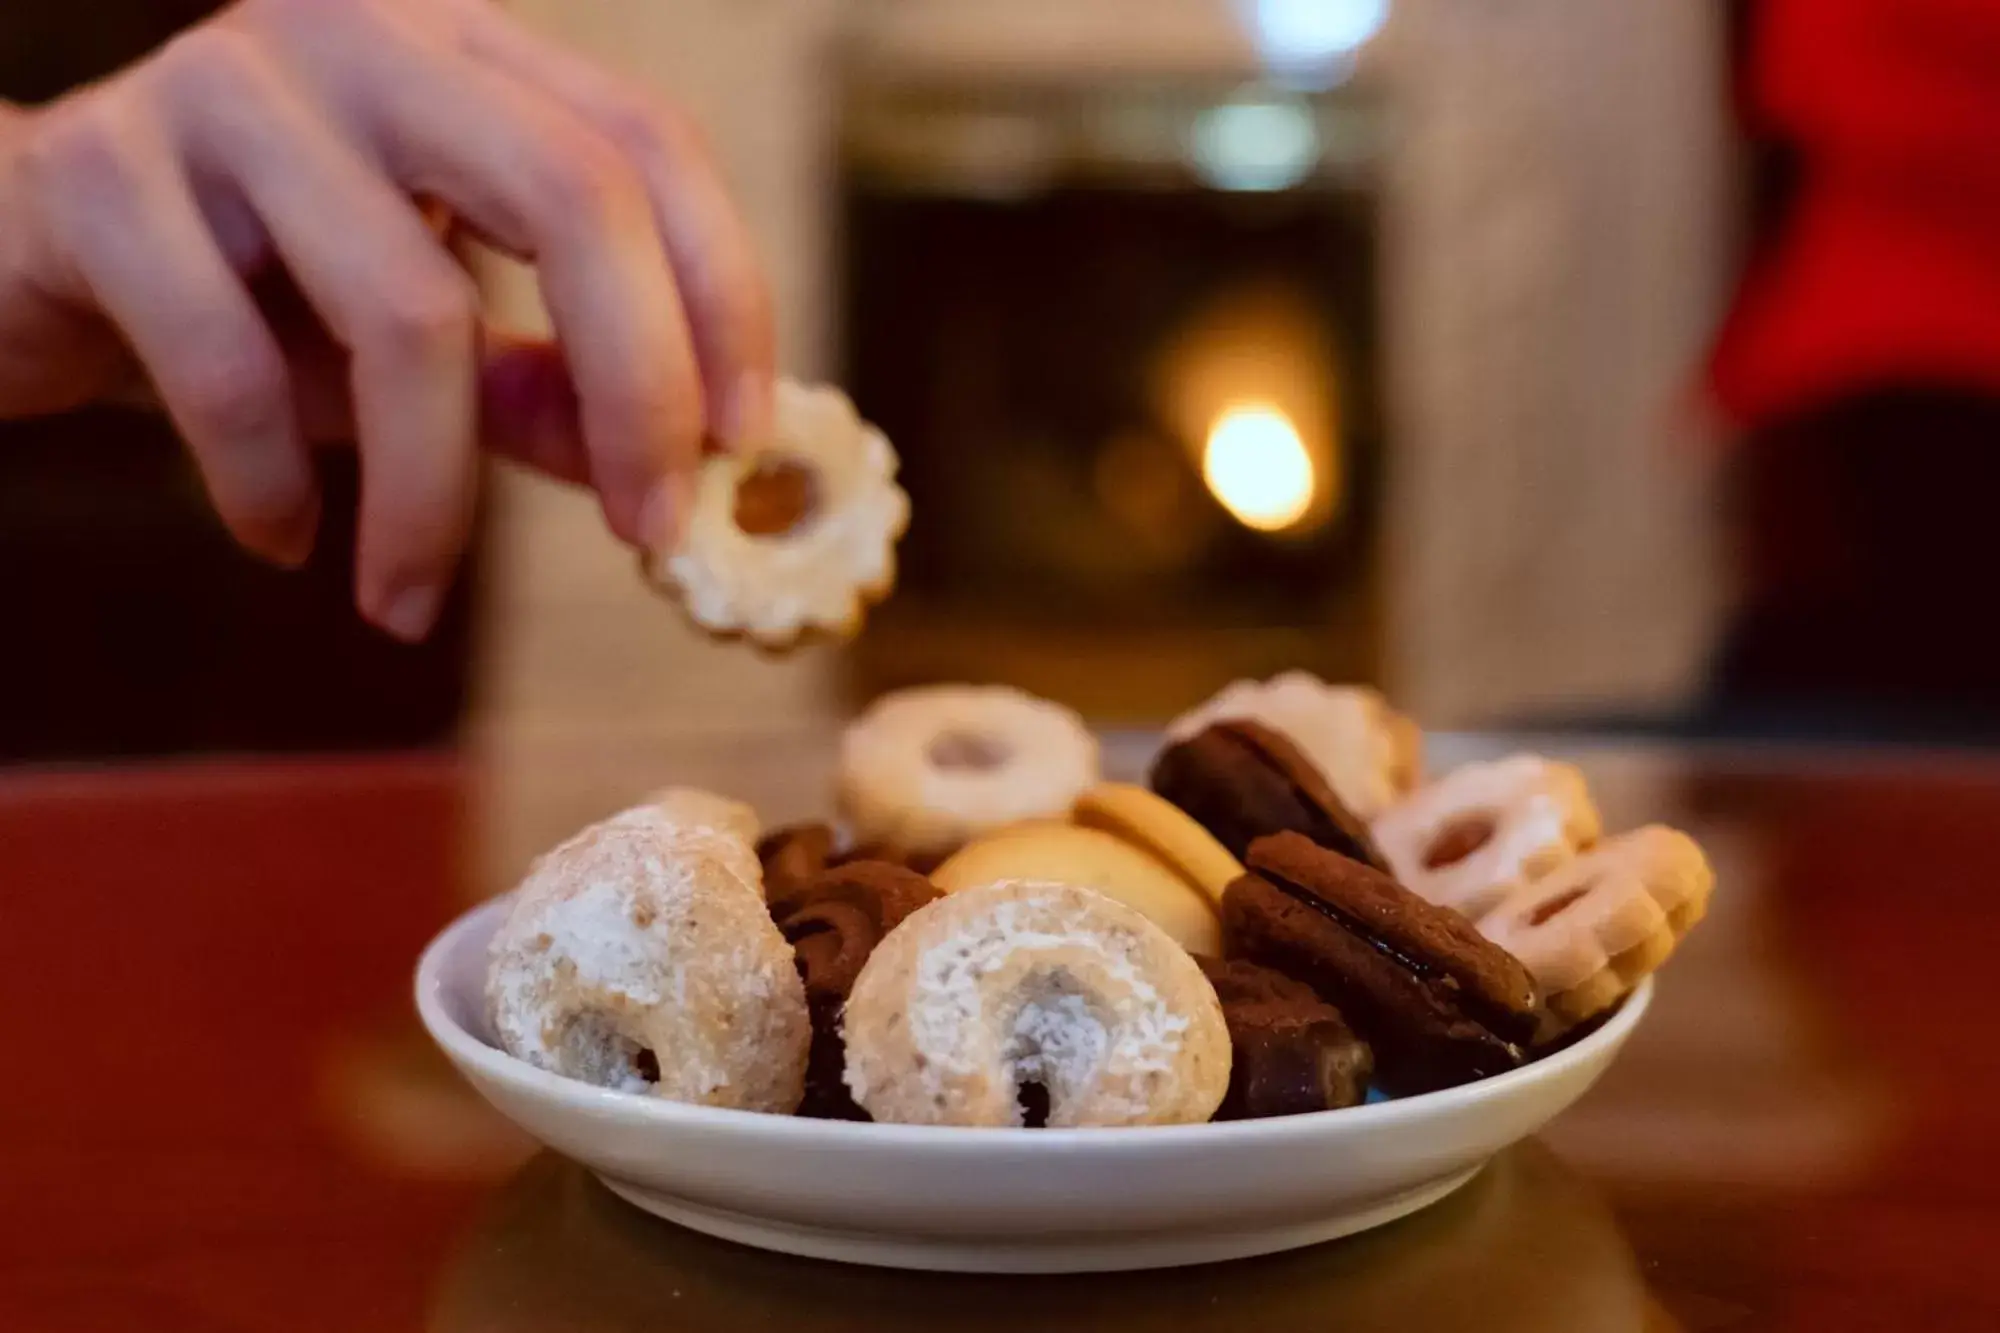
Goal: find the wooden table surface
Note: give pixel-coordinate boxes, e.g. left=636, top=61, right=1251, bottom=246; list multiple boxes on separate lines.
left=3, top=738, right=1998, bottom=1331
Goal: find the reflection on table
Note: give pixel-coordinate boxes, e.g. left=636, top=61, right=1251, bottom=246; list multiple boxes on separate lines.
left=429, top=1144, right=1655, bottom=1333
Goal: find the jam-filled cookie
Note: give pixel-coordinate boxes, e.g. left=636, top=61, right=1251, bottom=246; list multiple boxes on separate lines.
left=1371, top=755, right=1601, bottom=923
left=838, top=684, right=1100, bottom=860
left=646, top=380, right=909, bottom=648
left=1165, top=674, right=1421, bottom=819
left=1481, top=825, right=1712, bottom=1027
left=1224, top=832, right=1540, bottom=1095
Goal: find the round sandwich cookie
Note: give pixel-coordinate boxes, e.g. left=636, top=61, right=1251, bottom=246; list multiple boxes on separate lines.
left=1196, top=957, right=1374, bottom=1120
left=1071, top=782, right=1245, bottom=906
left=1223, top=831, right=1540, bottom=1096
left=842, top=880, right=1232, bottom=1128
left=1150, top=720, right=1390, bottom=872
left=932, top=821, right=1223, bottom=957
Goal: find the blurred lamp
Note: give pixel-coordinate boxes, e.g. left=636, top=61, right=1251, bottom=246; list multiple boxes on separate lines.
left=1236, top=0, right=1388, bottom=89
left=1189, top=95, right=1320, bottom=192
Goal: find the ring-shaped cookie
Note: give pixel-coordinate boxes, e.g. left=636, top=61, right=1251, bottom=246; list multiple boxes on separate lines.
left=649, top=380, right=909, bottom=647
left=838, top=684, right=1101, bottom=858
left=1372, top=755, right=1601, bottom=922
left=487, top=805, right=810, bottom=1111
left=1479, top=826, right=1711, bottom=1025
left=842, top=880, right=1231, bottom=1127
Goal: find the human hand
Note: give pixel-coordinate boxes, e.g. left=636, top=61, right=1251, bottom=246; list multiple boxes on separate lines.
left=0, top=0, right=774, bottom=639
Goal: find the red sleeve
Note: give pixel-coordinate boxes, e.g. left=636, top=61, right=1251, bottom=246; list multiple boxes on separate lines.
left=1709, top=0, right=2000, bottom=425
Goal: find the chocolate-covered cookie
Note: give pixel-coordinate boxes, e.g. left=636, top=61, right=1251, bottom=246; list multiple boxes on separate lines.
left=766, top=860, right=940, bottom=1119
left=757, top=823, right=838, bottom=905
left=758, top=824, right=944, bottom=911
left=839, top=842, right=949, bottom=876
left=1150, top=720, right=1389, bottom=871
left=1224, top=832, right=1538, bottom=1095
left=1196, top=957, right=1373, bottom=1119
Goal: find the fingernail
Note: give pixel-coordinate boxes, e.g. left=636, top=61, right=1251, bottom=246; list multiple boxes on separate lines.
left=376, top=582, right=444, bottom=643
left=723, top=370, right=775, bottom=448
left=267, top=492, right=322, bottom=570
left=638, top=473, right=694, bottom=553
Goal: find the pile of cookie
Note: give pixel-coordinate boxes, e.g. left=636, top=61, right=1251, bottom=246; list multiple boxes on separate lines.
left=487, top=674, right=1712, bottom=1129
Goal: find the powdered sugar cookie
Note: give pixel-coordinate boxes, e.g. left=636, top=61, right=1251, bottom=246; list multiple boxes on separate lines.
left=1165, top=673, right=1420, bottom=819
left=646, top=380, right=909, bottom=648
left=642, top=786, right=764, bottom=885
left=842, top=879, right=1231, bottom=1127
left=838, top=684, right=1100, bottom=859
left=487, top=804, right=809, bottom=1111
left=1480, top=826, right=1712, bottom=1026
left=1372, top=755, right=1601, bottom=922
left=644, top=786, right=760, bottom=846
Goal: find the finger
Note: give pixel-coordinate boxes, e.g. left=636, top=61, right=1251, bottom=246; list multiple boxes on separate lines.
left=476, top=331, right=593, bottom=485
left=456, top=3, right=777, bottom=446
left=30, top=94, right=318, bottom=565
left=163, top=28, right=477, bottom=639
left=266, top=301, right=597, bottom=492
left=321, top=23, right=702, bottom=549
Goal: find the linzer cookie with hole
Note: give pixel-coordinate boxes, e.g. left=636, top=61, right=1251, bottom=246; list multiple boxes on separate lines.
left=487, top=801, right=810, bottom=1112
left=766, top=860, right=941, bottom=1119
left=1371, top=755, right=1601, bottom=923
left=1150, top=719, right=1390, bottom=872
left=1224, top=831, right=1539, bottom=1095
left=1165, top=674, right=1422, bottom=819
left=1196, top=957, right=1373, bottom=1119
left=838, top=684, right=1100, bottom=862
left=647, top=379, right=909, bottom=648
left=1480, top=826, right=1712, bottom=1029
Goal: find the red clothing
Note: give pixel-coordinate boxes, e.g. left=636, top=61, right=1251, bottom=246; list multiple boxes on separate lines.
left=1710, top=0, right=2000, bottom=424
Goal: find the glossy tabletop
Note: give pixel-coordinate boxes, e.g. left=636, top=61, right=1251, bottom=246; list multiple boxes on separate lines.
left=4, top=736, right=1998, bottom=1330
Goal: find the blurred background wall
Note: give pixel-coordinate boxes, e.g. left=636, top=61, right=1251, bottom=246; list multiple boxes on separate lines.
left=482, top=0, right=1737, bottom=721
left=20, top=0, right=1998, bottom=883
left=464, top=0, right=1735, bottom=879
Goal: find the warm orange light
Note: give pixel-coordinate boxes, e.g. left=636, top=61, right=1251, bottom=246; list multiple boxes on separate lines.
left=1201, top=404, right=1315, bottom=532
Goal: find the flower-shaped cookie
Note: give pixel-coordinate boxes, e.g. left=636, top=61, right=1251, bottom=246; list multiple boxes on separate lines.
left=648, top=380, right=909, bottom=647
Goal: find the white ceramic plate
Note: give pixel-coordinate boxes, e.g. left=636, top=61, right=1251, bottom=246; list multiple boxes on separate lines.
left=417, top=897, right=1650, bottom=1273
